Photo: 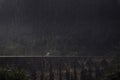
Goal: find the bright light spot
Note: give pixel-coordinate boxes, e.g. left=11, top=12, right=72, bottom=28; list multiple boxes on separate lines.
left=46, top=52, right=50, bottom=56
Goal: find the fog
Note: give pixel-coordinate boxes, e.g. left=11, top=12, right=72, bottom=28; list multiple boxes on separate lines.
left=0, top=0, right=120, bottom=56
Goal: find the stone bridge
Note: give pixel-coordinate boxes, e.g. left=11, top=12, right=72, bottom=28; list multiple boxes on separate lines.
left=0, top=57, right=114, bottom=80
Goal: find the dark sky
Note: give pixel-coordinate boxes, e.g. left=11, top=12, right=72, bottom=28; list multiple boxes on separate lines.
left=0, top=0, right=120, bottom=55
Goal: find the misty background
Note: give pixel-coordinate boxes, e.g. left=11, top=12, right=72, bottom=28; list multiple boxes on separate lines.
left=0, top=0, right=120, bottom=56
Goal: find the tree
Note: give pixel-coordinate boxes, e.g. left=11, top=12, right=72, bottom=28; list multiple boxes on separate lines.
left=102, top=71, right=120, bottom=80
left=99, top=56, right=120, bottom=80
left=0, top=67, right=30, bottom=80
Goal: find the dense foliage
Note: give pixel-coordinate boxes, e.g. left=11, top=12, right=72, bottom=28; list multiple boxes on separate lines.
left=0, top=67, right=30, bottom=80
left=99, top=57, right=120, bottom=80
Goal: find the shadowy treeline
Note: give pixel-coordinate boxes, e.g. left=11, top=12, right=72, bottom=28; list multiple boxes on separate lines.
left=0, top=57, right=114, bottom=80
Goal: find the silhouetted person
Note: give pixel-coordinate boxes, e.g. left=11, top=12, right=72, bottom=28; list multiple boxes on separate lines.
left=65, top=68, right=70, bottom=80
left=81, top=68, right=88, bottom=80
